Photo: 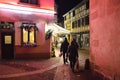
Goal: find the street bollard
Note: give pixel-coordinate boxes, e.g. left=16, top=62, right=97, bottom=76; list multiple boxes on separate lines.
left=85, top=58, right=90, bottom=70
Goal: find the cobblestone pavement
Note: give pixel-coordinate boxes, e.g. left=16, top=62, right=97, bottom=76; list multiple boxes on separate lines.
left=0, top=57, right=60, bottom=79
left=54, top=47, right=92, bottom=80
left=0, top=67, right=57, bottom=80
left=0, top=47, right=95, bottom=80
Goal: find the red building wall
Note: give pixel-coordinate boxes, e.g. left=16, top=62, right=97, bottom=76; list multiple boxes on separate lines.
left=40, top=0, right=54, bottom=10
left=0, top=0, right=54, bottom=10
left=90, top=0, right=120, bottom=79
left=0, top=0, right=54, bottom=59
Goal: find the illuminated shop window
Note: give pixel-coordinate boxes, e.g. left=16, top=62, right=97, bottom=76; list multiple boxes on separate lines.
left=21, top=23, right=38, bottom=47
left=20, top=0, right=39, bottom=5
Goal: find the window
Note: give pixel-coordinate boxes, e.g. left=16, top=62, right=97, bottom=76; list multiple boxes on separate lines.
left=64, top=16, right=66, bottom=20
left=85, top=15, right=89, bottom=25
left=72, top=21, right=77, bottom=28
left=82, top=18, right=85, bottom=26
left=20, top=0, right=38, bottom=5
left=20, top=0, right=28, bottom=3
left=73, top=10, right=75, bottom=17
left=78, top=19, right=81, bottom=27
left=23, top=28, right=35, bottom=43
left=72, top=22, right=74, bottom=28
left=86, top=1, right=89, bottom=9
left=75, top=21, right=77, bottom=28
left=21, top=23, right=38, bottom=47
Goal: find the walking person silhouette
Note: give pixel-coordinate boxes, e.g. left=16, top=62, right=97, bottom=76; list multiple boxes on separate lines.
left=68, top=39, right=79, bottom=72
left=60, top=37, right=69, bottom=64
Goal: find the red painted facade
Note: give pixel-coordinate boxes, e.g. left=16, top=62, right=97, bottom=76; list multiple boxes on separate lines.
left=90, top=0, right=120, bottom=79
left=0, top=0, right=54, bottom=59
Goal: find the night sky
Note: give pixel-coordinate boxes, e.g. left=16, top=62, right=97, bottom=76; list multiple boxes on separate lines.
left=55, top=0, right=82, bottom=22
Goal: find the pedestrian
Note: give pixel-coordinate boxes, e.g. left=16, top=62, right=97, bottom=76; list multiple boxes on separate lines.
left=60, top=37, right=69, bottom=64
left=68, top=39, right=79, bottom=72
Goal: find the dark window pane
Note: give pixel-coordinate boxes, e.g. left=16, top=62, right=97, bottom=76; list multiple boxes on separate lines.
left=85, top=16, right=89, bottom=25
left=20, top=0, right=28, bottom=3
left=82, top=18, right=85, bottom=26
left=30, top=0, right=38, bottom=5
left=75, top=21, right=77, bottom=28
left=78, top=19, right=80, bottom=27
left=72, top=22, right=74, bottom=28
left=20, top=0, right=38, bottom=5
left=73, top=10, right=75, bottom=16
left=86, top=1, right=89, bottom=9
left=64, top=16, right=66, bottom=20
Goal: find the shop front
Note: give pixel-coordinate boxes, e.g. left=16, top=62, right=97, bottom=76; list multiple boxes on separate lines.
left=0, top=3, right=55, bottom=59
left=71, top=31, right=89, bottom=49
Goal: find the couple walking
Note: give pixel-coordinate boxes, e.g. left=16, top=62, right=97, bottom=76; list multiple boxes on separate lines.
left=60, top=37, right=79, bottom=72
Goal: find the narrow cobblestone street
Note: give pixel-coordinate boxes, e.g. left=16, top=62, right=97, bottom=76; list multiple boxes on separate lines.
left=0, top=46, right=93, bottom=80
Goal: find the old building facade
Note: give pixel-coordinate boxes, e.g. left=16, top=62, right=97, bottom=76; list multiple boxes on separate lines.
left=63, top=0, right=89, bottom=49
left=0, top=0, right=55, bottom=59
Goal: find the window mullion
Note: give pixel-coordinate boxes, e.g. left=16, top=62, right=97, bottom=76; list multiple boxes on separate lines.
left=28, top=30, right=30, bottom=43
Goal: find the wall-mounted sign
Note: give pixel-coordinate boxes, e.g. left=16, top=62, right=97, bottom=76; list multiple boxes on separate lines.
left=4, top=36, right=12, bottom=44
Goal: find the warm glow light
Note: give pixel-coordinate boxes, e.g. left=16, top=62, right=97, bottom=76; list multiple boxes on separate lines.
left=0, top=8, right=32, bottom=14
left=23, top=29, right=28, bottom=43
left=0, top=3, right=55, bottom=15
left=30, top=31, right=34, bottom=43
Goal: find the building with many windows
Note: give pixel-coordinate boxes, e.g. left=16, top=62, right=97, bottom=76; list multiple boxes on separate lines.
left=0, top=0, right=55, bottom=59
left=63, top=0, right=89, bottom=49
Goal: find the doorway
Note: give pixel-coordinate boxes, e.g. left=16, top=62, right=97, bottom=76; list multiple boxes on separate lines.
left=1, top=32, right=14, bottom=59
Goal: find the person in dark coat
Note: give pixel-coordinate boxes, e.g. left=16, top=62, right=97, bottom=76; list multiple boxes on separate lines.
left=68, top=39, right=79, bottom=72
left=60, top=37, right=69, bottom=64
